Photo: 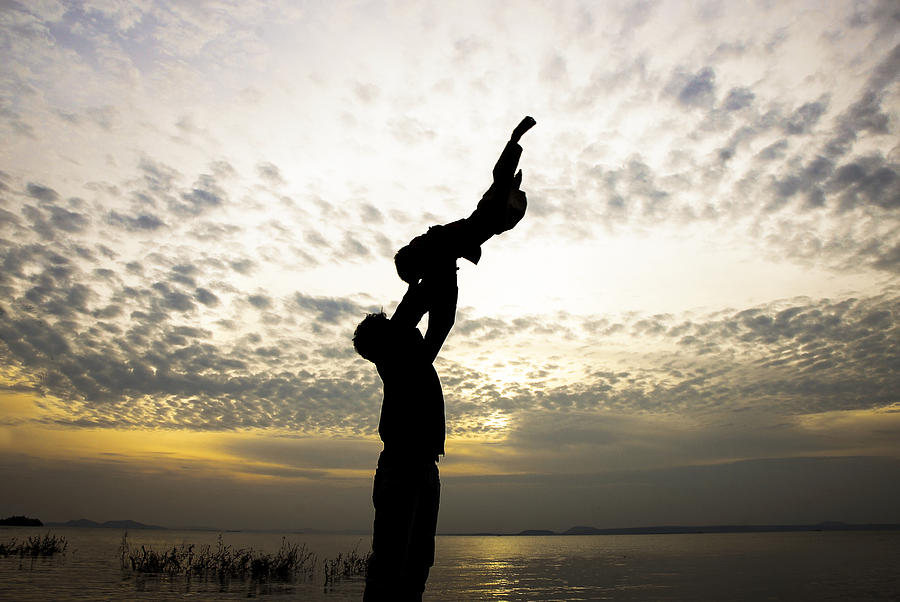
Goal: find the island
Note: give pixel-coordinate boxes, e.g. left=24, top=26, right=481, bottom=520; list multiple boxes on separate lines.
left=0, top=515, right=43, bottom=526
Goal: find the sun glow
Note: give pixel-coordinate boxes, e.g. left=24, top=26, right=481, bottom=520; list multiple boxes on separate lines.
left=481, top=411, right=510, bottom=432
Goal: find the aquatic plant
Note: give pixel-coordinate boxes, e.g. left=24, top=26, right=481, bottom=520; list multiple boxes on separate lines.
left=120, top=532, right=317, bottom=582
left=323, top=543, right=369, bottom=587
left=119, top=532, right=370, bottom=585
left=0, top=532, right=68, bottom=557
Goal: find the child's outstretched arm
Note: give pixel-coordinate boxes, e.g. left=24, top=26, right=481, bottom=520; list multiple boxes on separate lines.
left=492, top=116, right=536, bottom=183
left=510, top=116, right=536, bottom=144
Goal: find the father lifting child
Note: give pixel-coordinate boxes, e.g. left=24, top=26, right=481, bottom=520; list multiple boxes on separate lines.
left=353, top=116, right=536, bottom=601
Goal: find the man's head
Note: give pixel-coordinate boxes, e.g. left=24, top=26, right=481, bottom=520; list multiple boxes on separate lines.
left=353, top=311, right=392, bottom=363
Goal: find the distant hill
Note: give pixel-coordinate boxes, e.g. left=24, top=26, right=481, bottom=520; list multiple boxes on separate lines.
left=517, top=529, right=556, bottom=536
left=0, top=515, right=43, bottom=527
left=45, top=518, right=166, bottom=530
left=448, top=522, right=900, bottom=537
left=560, top=523, right=900, bottom=535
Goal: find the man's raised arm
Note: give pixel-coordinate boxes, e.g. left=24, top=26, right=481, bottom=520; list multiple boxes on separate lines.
left=391, top=282, right=428, bottom=331
left=421, top=266, right=458, bottom=364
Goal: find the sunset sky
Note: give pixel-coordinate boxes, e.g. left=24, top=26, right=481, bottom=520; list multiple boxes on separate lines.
left=1, top=0, right=899, bottom=533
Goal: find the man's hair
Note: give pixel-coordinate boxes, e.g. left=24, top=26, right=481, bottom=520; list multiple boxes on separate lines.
left=353, top=311, right=390, bottom=363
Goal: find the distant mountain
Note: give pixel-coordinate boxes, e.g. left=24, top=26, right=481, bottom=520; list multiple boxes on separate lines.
left=171, top=525, right=222, bottom=532
left=561, top=523, right=900, bottom=535
left=448, top=522, right=900, bottom=537
left=239, top=527, right=370, bottom=536
left=517, top=529, right=556, bottom=536
left=45, top=518, right=166, bottom=530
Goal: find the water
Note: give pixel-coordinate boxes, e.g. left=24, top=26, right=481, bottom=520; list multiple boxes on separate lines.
left=1, top=527, right=898, bottom=600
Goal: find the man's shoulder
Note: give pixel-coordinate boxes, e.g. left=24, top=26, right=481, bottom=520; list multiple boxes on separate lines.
left=376, top=331, right=426, bottom=367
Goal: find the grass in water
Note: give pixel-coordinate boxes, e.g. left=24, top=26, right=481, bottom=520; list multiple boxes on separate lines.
left=323, top=544, right=369, bottom=587
left=119, top=532, right=368, bottom=585
left=0, top=532, right=68, bottom=557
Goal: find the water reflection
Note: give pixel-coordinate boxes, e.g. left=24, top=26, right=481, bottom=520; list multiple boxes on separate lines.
left=2, top=529, right=900, bottom=600
left=478, top=558, right=520, bottom=598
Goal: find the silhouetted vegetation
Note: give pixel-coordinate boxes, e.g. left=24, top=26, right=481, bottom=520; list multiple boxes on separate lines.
left=323, top=543, right=369, bottom=587
left=119, top=532, right=368, bottom=585
left=0, top=515, right=43, bottom=526
left=0, top=532, right=67, bottom=557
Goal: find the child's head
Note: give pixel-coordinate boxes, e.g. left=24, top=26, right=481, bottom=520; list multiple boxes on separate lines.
left=394, top=244, right=422, bottom=285
left=353, top=311, right=392, bottom=363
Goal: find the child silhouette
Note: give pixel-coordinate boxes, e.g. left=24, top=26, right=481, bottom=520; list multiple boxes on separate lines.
left=394, top=116, right=536, bottom=285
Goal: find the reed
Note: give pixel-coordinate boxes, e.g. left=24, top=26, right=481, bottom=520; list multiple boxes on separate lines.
left=120, top=532, right=322, bottom=582
left=0, top=532, right=68, bottom=557
left=323, top=543, right=369, bottom=587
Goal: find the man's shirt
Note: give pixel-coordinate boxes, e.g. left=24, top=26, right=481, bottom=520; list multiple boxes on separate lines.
left=375, top=269, right=456, bottom=459
left=376, top=326, right=446, bottom=459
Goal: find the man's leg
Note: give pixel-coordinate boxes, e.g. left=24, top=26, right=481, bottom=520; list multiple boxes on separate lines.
left=365, top=455, right=437, bottom=601
left=404, top=461, right=441, bottom=600
left=363, top=452, right=426, bottom=601
left=365, top=453, right=411, bottom=600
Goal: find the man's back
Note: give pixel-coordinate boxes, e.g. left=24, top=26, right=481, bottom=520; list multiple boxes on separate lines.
left=375, top=326, right=446, bottom=459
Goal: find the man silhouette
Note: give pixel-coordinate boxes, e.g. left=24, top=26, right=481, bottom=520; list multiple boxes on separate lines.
left=354, top=262, right=455, bottom=601
left=354, top=117, right=535, bottom=600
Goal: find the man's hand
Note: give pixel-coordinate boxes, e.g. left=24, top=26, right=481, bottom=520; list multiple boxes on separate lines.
left=510, top=116, right=536, bottom=143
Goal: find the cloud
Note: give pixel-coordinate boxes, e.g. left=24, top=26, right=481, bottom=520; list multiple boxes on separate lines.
left=0, top=0, right=898, bottom=503
left=539, top=53, right=567, bottom=83
left=47, top=204, right=90, bottom=232
left=151, top=282, right=196, bottom=312
left=352, top=82, right=380, bottom=103
left=26, top=183, right=60, bottom=203
left=825, top=43, right=900, bottom=157
left=360, top=203, right=383, bottom=225
left=248, top=294, right=272, bottom=309
left=722, top=87, right=754, bottom=111
left=192, top=287, right=219, bottom=308
left=177, top=174, right=227, bottom=215
left=256, top=162, right=284, bottom=186
left=443, top=293, right=900, bottom=427
left=389, top=117, right=436, bottom=145
left=82, top=0, right=147, bottom=31
left=439, top=456, right=900, bottom=531
left=453, top=36, right=487, bottom=63
left=137, top=158, right=181, bottom=197
left=783, top=99, right=828, bottom=135
left=831, top=156, right=900, bottom=211
left=667, top=67, right=716, bottom=108
left=339, top=232, right=371, bottom=259
left=229, top=258, right=255, bottom=274
left=292, top=292, right=368, bottom=325
left=107, top=211, right=165, bottom=231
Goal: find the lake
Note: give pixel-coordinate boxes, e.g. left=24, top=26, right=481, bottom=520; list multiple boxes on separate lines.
left=1, top=527, right=899, bottom=600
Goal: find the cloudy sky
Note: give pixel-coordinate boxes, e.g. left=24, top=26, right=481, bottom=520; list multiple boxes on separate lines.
left=1, top=0, right=899, bottom=533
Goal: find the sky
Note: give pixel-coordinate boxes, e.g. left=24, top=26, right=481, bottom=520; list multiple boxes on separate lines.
left=1, top=0, right=899, bottom=534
